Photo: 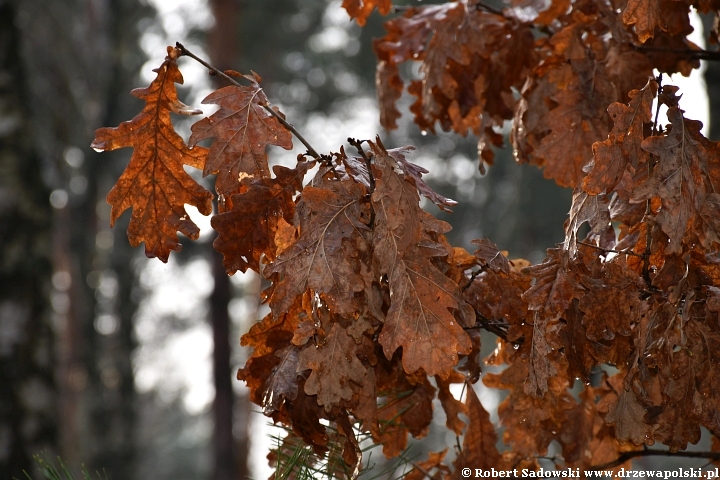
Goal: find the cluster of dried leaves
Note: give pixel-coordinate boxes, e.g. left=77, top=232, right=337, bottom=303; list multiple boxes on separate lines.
left=92, top=0, right=720, bottom=477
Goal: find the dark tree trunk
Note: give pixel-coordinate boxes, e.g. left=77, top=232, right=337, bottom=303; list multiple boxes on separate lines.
left=0, top=2, right=56, bottom=477
left=207, top=1, right=251, bottom=479
left=1, top=0, right=150, bottom=477
left=211, top=253, right=241, bottom=480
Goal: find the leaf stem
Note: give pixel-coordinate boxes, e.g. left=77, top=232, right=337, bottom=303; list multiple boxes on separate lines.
left=641, top=75, right=663, bottom=286
left=175, top=42, right=322, bottom=160
left=348, top=138, right=375, bottom=193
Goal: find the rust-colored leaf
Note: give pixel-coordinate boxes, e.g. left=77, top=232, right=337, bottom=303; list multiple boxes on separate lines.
left=211, top=163, right=309, bottom=274
left=298, top=323, right=367, bottom=410
left=633, top=107, right=712, bottom=253
left=188, top=75, right=292, bottom=199
left=583, top=80, right=658, bottom=195
left=436, top=371, right=467, bottom=435
left=623, top=0, right=692, bottom=43
left=91, top=47, right=213, bottom=261
left=452, top=386, right=504, bottom=475
left=406, top=450, right=449, bottom=480
left=579, top=262, right=645, bottom=342
left=522, top=249, right=584, bottom=318
left=374, top=4, right=535, bottom=141
left=266, top=176, right=370, bottom=317
left=370, top=142, right=473, bottom=378
left=472, top=237, right=511, bottom=273
left=564, top=187, right=612, bottom=258
left=604, top=377, right=656, bottom=445
left=342, top=0, right=392, bottom=26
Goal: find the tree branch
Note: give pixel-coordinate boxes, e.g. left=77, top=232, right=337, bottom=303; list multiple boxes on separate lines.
left=632, top=44, right=720, bottom=61
left=591, top=449, right=720, bottom=471
left=175, top=42, right=321, bottom=160
left=465, top=311, right=523, bottom=346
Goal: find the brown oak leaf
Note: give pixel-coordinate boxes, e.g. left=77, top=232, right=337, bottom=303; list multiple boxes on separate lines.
left=266, top=176, right=370, bottom=317
left=632, top=107, right=711, bottom=253
left=298, top=323, right=367, bottom=410
left=583, top=80, right=658, bottom=195
left=472, top=237, right=511, bottom=273
left=370, top=142, right=473, bottom=378
left=436, top=371, right=467, bottom=435
left=604, top=383, right=656, bottom=445
left=188, top=73, right=293, bottom=200
left=522, top=248, right=584, bottom=318
left=374, top=4, right=535, bottom=137
left=91, top=47, right=213, bottom=262
left=452, top=386, right=504, bottom=476
left=564, top=186, right=611, bottom=257
left=406, top=450, right=449, bottom=480
left=623, top=0, right=692, bottom=43
left=579, top=261, right=645, bottom=341
left=211, top=163, right=309, bottom=274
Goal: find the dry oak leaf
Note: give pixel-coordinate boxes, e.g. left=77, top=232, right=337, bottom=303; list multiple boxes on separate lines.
left=211, top=163, right=309, bottom=274
left=342, top=0, right=392, bottom=26
left=525, top=312, right=558, bottom=397
left=374, top=2, right=534, bottom=135
left=91, top=48, right=213, bottom=262
left=370, top=142, right=472, bottom=378
left=522, top=248, right=584, bottom=318
left=405, top=450, right=450, bottom=480
left=623, top=0, right=692, bottom=43
left=262, top=345, right=301, bottom=415
left=632, top=107, right=711, bottom=254
left=604, top=383, right=656, bottom=445
left=451, top=386, right=504, bottom=477
left=563, top=186, right=611, bottom=257
left=238, top=307, right=305, bottom=410
left=436, top=371, right=467, bottom=435
left=265, top=177, right=369, bottom=317
left=188, top=73, right=292, bottom=200
left=579, top=261, right=644, bottom=342
left=387, top=145, right=458, bottom=212
left=373, top=367, right=436, bottom=457
left=298, top=323, right=367, bottom=411
left=472, top=237, right=511, bottom=273
left=532, top=59, right=615, bottom=188
left=583, top=80, right=658, bottom=195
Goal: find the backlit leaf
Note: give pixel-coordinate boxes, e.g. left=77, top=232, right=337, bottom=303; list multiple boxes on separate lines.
left=91, top=47, right=213, bottom=261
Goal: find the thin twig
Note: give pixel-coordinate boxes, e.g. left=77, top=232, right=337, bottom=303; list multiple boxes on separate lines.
left=474, top=1, right=505, bottom=16
left=577, top=240, right=643, bottom=258
left=462, top=266, right=487, bottom=291
left=591, top=449, right=720, bottom=471
left=175, top=42, right=321, bottom=160
left=263, top=106, right=321, bottom=159
left=391, top=4, right=411, bottom=12
left=632, top=44, right=720, bottom=61
left=348, top=138, right=375, bottom=193
left=465, top=312, right=522, bottom=346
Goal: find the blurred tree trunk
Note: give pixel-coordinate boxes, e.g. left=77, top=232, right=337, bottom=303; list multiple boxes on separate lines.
left=207, top=1, right=250, bottom=479
left=2, top=0, right=150, bottom=476
left=0, top=2, right=56, bottom=477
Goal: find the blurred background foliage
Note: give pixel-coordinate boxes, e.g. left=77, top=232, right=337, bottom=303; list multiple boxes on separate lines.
left=1, top=0, right=714, bottom=479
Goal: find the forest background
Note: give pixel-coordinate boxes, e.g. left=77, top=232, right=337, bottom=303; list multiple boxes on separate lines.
left=1, top=0, right=717, bottom=479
